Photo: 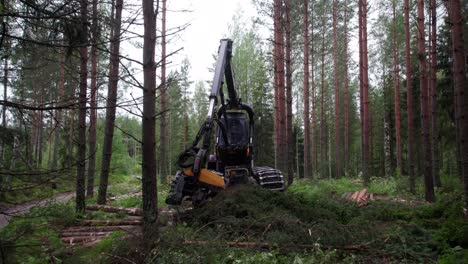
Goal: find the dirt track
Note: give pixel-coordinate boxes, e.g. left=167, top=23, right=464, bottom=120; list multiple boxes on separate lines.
left=0, top=191, right=75, bottom=229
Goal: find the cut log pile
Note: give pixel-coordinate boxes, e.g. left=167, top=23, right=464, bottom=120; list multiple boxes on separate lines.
left=342, top=188, right=427, bottom=207
left=342, top=188, right=371, bottom=207
left=60, top=205, right=179, bottom=246
left=60, top=205, right=144, bottom=246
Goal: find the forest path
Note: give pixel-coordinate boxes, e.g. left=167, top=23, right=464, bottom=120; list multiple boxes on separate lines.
left=0, top=191, right=75, bottom=229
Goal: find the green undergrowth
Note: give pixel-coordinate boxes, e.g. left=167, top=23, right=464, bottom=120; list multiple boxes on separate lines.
left=153, top=178, right=467, bottom=263
left=1, top=176, right=466, bottom=263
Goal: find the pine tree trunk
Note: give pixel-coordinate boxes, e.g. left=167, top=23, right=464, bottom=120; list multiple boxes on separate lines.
left=360, top=0, right=370, bottom=184
left=310, top=1, right=317, bottom=176
left=417, top=0, right=435, bottom=203
left=285, top=0, right=293, bottom=184
left=273, top=0, right=280, bottom=170
left=273, top=0, right=286, bottom=173
left=52, top=51, right=66, bottom=171
left=76, top=0, right=89, bottom=213
left=358, top=0, right=364, bottom=180
left=278, top=4, right=286, bottom=174
left=332, top=0, right=340, bottom=178
left=68, top=109, right=75, bottom=169
left=98, top=0, right=124, bottom=205
left=159, top=0, right=168, bottom=184
left=303, top=0, right=310, bottom=179
left=87, top=0, right=99, bottom=197
left=449, top=0, right=468, bottom=208
left=320, top=14, right=326, bottom=178
left=404, top=0, right=415, bottom=193
left=393, top=2, right=402, bottom=176
left=1, top=54, right=8, bottom=167
left=430, top=0, right=440, bottom=187
left=343, top=0, right=350, bottom=177
left=142, top=0, right=159, bottom=242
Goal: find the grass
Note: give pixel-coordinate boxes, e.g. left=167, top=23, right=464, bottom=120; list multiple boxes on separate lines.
left=1, top=175, right=466, bottom=263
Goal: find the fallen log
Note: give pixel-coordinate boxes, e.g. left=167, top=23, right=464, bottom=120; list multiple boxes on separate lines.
left=60, top=231, right=112, bottom=237
left=86, top=205, right=143, bottom=216
left=61, top=236, right=102, bottom=245
left=182, top=240, right=367, bottom=251
left=79, top=220, right=142, bottom=226
left=64, top=225, right=140, bottom=232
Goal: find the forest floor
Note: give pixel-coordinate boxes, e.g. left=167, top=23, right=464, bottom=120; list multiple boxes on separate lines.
left=0, top=175, right=467, bottom=263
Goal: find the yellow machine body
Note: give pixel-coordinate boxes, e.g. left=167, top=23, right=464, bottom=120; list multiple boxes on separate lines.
left=183, top=169, right=225, bottom=188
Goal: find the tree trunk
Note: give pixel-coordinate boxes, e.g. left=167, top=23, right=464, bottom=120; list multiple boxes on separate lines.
left=449, top=0, right=468, bottom=208
left=1, top=53, right=8, bottom=168
left=159, top=0, right=167, bottom=184
left=278, top=0, right=286, bottom=174
left=52, top=51, right=66, bottom=171
left=417, top=0, right=435, bottom=203
left=285, top=0, right=293, bottom=184
left=320, top=13, right=326, bottom=178
left=332, top=0, right=340, bottom=178
left=273, top=0, right=280, bottom=170
left=76, top=0, right=89, bottom=213
left=393, top=2, right=402, bottom=176
left=97, top=0, right=124, bottom=205
left=303, top=0, right=310, bottom=179
left=404, top=0, right=415, bottom=193
left=68, top=109, right=75, bottom=169
left=142, top=0, right=159, bottom=242
left=87, top=0, right=99, bottom=197
left=343, top=0, right=350, bottom=177
left=360, top=0, right=370, bottom=185
left=430, top=0, right=440, bottom=187
left=358, top=0, right=364, bottom=180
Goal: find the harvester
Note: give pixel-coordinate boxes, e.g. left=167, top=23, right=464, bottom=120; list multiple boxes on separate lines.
left=166, top=39, right=284, bottom=206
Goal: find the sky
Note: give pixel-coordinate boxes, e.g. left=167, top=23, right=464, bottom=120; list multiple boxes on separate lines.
left=165, top=0, right=258, bottom=84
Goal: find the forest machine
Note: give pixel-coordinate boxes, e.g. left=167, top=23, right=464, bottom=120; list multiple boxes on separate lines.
left=166, top=39, right=285, bottom=206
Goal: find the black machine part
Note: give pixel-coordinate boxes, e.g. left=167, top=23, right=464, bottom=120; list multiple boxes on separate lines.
left=165, top=39, right=284, bottom=206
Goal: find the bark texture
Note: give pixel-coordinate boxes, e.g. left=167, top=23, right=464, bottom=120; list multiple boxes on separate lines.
left=404, top=0, right=416, bottom=193
left=98, top=0, right=124, bottom=205
left=87, top=0, right=99, bottom=197
left=417, top=0, right=435, bottom=202
left=449, top=0, right=468, bottom=207
left=285, top=0, right=294, bottom=184
left=159, top=0, right=167, bottom=184
left=76, top=0, right=88, bottom=213
left=332, top=0, right=341, bottom=178
left=142, top=0, right=159, bottom=242
left=303, top=0, right=310, bottom=179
